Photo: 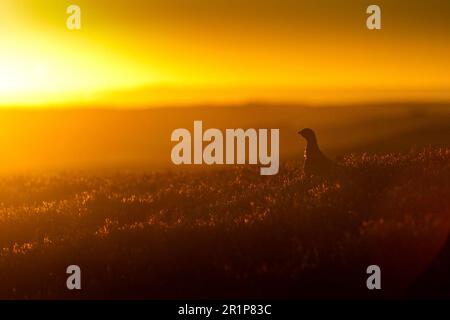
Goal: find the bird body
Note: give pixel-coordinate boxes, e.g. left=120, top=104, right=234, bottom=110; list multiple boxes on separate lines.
left=298, top=128, right=336, bottom=177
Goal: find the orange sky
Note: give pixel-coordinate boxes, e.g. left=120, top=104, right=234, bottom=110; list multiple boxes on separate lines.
left=1, top=0, right=450, bottom=107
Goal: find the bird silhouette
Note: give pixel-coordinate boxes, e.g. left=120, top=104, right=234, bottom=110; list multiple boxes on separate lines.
left=298, top=128, right=336, bottom=178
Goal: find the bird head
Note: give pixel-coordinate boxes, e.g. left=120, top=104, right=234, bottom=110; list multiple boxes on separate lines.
left=298, top=128, right=316, bottom=141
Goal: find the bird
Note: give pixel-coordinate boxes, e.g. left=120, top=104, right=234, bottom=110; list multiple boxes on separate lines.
left=298, top=128, right=336, bottom=177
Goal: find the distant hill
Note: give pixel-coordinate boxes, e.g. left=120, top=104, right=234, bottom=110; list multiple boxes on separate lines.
left=0, top=102, right=449, bottom=172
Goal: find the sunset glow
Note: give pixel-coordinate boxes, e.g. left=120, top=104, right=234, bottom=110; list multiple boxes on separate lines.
left=1, top=0, right=450, bottom=106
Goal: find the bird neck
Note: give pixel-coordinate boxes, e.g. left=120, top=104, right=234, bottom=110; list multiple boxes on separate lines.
left=306, top=137, right=320, bottom=153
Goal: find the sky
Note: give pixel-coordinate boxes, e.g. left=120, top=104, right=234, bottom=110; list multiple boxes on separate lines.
left=1, top=0, right=450, bottom=106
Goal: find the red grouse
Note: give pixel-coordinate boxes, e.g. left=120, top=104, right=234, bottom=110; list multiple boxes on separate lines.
left=298, top=128, right=336, bottom=177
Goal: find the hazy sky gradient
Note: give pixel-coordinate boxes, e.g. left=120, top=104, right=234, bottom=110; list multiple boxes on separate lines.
left=1, top=0, right=450, bottom=106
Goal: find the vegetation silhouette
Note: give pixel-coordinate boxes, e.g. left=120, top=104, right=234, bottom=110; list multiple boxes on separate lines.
left=0, top=144, right=448, bottom=298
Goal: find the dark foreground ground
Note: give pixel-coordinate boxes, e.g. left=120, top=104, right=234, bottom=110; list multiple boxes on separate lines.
left=0, top=147, right=449, bottom=299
